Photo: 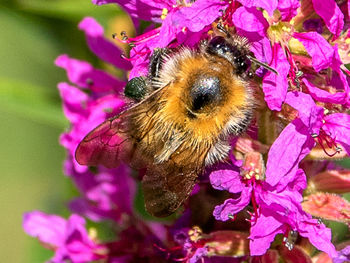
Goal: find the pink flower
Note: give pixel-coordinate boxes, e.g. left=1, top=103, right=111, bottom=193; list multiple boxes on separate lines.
left=23, top=211, right=106, bottom=263
left=55, top=17, right=136, bottom=223
left=265, top=91, right=323, bottom=187
left=265, top=90, right=350, bottom=188
left=64, top=160, right=135, bottom=222
left=210, top=159, right=337, bottom=257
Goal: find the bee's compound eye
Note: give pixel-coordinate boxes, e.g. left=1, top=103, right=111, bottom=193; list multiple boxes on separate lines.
left=190, top=76, right=221, bottom=111
left=207, top=36, right=230, bottom=56
left=124, top=76, right=147, bottom=101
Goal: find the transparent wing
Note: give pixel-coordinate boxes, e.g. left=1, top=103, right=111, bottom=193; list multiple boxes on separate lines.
left=75, top=82, right=170, bottom=169
left=75, top=112, right=135, bottom=168
left=142, top=163, right=199, bottom=217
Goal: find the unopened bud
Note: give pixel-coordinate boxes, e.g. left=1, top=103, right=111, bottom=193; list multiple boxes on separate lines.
left=310, top=170, right=350, bottom=194
left=302, top=192, right=350, bottom=223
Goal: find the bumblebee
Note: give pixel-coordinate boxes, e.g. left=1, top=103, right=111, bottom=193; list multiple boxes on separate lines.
left=75, top=30, right=273, bottom=217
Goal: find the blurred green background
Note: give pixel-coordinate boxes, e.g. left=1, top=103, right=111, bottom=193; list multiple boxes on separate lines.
left=0, top=1, right=130, bottom=262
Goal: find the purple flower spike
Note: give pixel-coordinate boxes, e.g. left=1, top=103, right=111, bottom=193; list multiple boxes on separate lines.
left=58, top=82, right=125, bottom=172
left=65, top=160, right=135, bottom=222
left=23, top=211, right=106, bottom=263
left=55, top=55, right=125, bottom=93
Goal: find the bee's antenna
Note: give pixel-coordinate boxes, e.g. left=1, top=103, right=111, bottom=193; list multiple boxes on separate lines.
left=247, top=55, right=278, bottom=75
left=217, top=22, right=231, bottom=38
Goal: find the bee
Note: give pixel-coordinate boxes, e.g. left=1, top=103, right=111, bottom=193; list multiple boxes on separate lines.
left=75, top=27, right=276, bottom=217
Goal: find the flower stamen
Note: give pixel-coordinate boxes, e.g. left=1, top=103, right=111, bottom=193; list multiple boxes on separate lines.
left=312, top=128, right=342, bottom=157
left=221, top=1, right=238, bottom=27
left=283, top=229, right=298, bottom=250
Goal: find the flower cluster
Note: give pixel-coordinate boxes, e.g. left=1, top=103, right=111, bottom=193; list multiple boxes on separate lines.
left=24, top=0, right=350, bottom=262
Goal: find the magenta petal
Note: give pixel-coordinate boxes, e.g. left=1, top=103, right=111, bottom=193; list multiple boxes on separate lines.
left=92, top=0, right=168, bottom=23
left=237, top=0, right=278, bottom=16
left=338, top=70, right=350, bottom=94
left=58, top=82, right=89, bottom=124
left=189, top=247, right=208, bottom=263
left=128, top=59, right=150, bottom=79
left=233, top=6, right=269, bottom=34
left=323, top=113, right=350, bottom=155
left=174, top=0, right=228, bottom=32
left=250, top=36, right=272, bottom=65
left=158, top=13, right=179, bottom=47
left=293, top=32, right=335, bottom=72
left=213, top=186, right=252, bottom=221
left=69, top=198, right=110, bottom=222
left=55, top=55, right=125, bottom=93
left=277, top=0, right=300, bottom=21
left=57, top=214, right=105, bottom=263
left=288, top=169, right=307, bottom=193
left=23, top=211, right=65, bottom=247
left=249, top=213, right=284, bottom=255
left=177, top=27, right=209, bottom=47
left=298, top=218, right=337, bottom=258
left=78, top=17, right=132, bottom=71
left=334, top=246, right=350, bottom=263
left=285, top=91, right=324, bottom=134
left=303, top=78, right=347, bottom=104
left=262, top=43, right=290, bottom=110
left=128, top=28, right=162, bottom=78
left=265, top=119, right=315, bottom=186
left=312, top=0, right=344, bottom=39
left=209, top=165, right=245, bottom=193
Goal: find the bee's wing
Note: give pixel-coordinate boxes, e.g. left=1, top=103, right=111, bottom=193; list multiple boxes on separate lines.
left=75, top=82, right=168, bottom=168
left=142, top=164, right=199, bottom=217
left=75, top=111, right=137, bottom=168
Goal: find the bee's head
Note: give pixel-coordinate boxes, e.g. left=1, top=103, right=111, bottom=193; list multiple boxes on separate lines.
left=206, top=36, right=250, bottom=74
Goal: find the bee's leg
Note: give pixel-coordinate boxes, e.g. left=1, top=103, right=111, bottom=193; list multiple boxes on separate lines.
left=149, top=48, right=173, bottom=80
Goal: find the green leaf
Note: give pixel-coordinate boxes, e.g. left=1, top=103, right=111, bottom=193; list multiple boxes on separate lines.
left=0, top=77, right=67, bottom=128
